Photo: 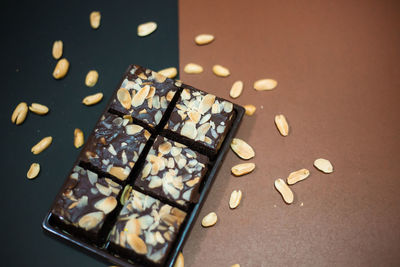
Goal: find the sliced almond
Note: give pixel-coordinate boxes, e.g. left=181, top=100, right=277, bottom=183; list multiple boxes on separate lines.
left=52, top=40, right=63, bottom=59
left=274, top=178, right=294, bottom=204
left=229, top=190, right=242, bottom=209
left=314, top=158, right=333, bottom=173
left=212, top=65, right=230, bottom=77
left=126, top=233, right=147, bottom=254
left=117, top=88, right=132, bottom=110
left=287, top=169, right=310, bottom=185
left=109, top=166, right=129, bottom=181
left=53, top=58, right=69, bottom=79
left=199, top=94, right=215, bottom=114
left=125, top=218, right=141, bottom=235
left=90, top=11, right=101, bottom=29
left=125, top=124, right=143, bottom=135
left=274, top=114, right=289, bottom=136
left=180, top=121, right=197, bottom=139
left=201, top=212, right=217, bottom=227
left=244, top=104, right=256, bottom=116
left=230, top=138, right=255, bottom=160
left=27, top=163, right=40, bottom=179
left=132, top=85, right=150, bottom=107
left=94, top=196, right=117, bottom=214
left=85, top=70, right=99, bottom=87
left=158, top=67, right=177, bottom=79
left=174, top=252, right=184, bottom=267
left=195, top=34, right=215, bottom=45
left=184, top=63, right=203, bottom=74
left=230, top=81, right=243, bottom=98
left=31, top=136, right=53, bottom=155
left=11, top=102, right=28, bottom=125
left=74, top=128, right=84, bottom=148
left=82, top=92, right=103, bottom=106
left=137, top=21, right=157, bottom=37
left=231, top=163, right=255, bottom=176
left=29, top=103, right=49, bottom=115
left=254, top=79, right=277, bottom=91
left=78, top=211, right=104, bottom=230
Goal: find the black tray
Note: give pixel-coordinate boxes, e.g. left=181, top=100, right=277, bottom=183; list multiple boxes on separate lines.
left=42, top=68, right=245, bottom=267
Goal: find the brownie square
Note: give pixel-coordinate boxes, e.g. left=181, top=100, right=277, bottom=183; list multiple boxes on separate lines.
left=163, top=85, right=235, bottom=156
left=108, top=189, right=186, bottom=265
left=134, top=136, right=208, bottom=209
left=51, top=165, right=122, bottom=242
left=109, top=65, right=180, bottom=130
left=80, top=113, right=151, bottom=182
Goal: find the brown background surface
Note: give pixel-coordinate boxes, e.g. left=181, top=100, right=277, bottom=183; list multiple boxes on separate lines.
left=179, top=0, right=400, bottom=266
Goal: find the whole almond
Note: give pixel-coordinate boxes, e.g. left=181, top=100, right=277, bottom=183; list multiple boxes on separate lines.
left=201, top=212, right=218, bottom=227
left=275, top=114, right=289, bottom=136
left=29, top=103, right=49, bottom=115
left=173, top=252, right=184, bottom=267
left=184, top=63, right=203, bottom=74
left=244, top=104, right=256, bottom=116
left=229, top=190, right=242, bottom=209
left=254, top=79, right=278, bottom=90
left=274, top=178, right=294, bottom=204
left=11, top=102, right=28, bottom=125
left=158, top=67, right=177, bottom=79
left=231, top=163, right=255, bottom=176
left=314, top=158, right=333, bottom=173
left=27, top=163, right=40, bottom=179
left=82, top=93, right=103, bottom=106
left=212, top=65, right=230, bottom=77
left=137, top=21, right=157, bottom=37
left=85, top=70, right=99, bottom=87
left=52, top=40, right=63, bottom=59
left=230, top=138, right=255, bottom=160
left=53, top=58, right=70, bottom=79
left=195, top=34, right=215, bottom=45
left=31, top=136, right=53, bottom=155
left=90, top=11, right=101, bottom=29
left=230, top=81, right=243, bottom=99
left=74, top=128, right=84, bottom=148
left=287, top=169, right=310, bottom=185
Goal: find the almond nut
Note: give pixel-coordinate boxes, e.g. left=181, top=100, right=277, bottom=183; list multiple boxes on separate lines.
left=74, top=128, right=84, bottom=148
left=82, top=93, right=103, bottom=106
left=53, top=58, right=70, bottom=79
left=230, top=81, right=243, bottom=99
left=78, top=211, right=104, bottom=230
left=29, top=103, right=49, bottom=115
left=117, top=88, right=132, bottom=109
left=90, top=11, right=101, bottom=29
left=275, top=114, right=289, bottom=136
left=174, top=252, right=184, bottom=267
left=109, top=166, right=129, bottom=181
left=137, top=21, right=157, bottom=37
left=229, top=190, right=242, bottom=209
left=52, top=40, right=63, bottom=59
left=274, top=178, right=294, bottom=204
left=184, top=63, right=203, bottom=74
left=94, top=196, right=117, bottom=214
left=85, top=70, right=99, bottom=87
left=212, top=64, right=230, bottom=77
left=158, top=67, right=177, bottom=78
left=314, top=158, right=333, bottom=173
left=231, top=264, right=240, bottom=267
left=27, top=163, right=40, bottom=179
left=287, top=169, right=310, bottom=185
left=11, top=102, right=28, bottom=125
left=201, top=212, right=217, bottom=227
left=31, top=136, right=53, bottom=155
left=254, top=79, right=278, bottom=90
left=231, top=163, right=255, bottom=176
left=230, top=138, right=255, bottom=160
left=195, top=34, right=215, bottom=45
left=127, top=233, right=147, bottom=254
left=244, top=104, right=256, bottom=116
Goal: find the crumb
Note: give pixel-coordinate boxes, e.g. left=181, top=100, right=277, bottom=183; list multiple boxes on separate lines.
left=273, top=204, right=277, bottom=208
left=300, top=202, right=304, bottom=207
left=260, top=105, right=264, bottom=109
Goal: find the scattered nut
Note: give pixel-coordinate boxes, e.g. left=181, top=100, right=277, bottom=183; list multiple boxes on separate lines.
left=230, top=138, right=255, bottom=160
left=127, top=233, right=147, bottom=254
left=11, top=102, right=28, bottom=125
left=52, top=40, right=63, bottom=59
left=212, top=64, right=230, bottom=77
left=137, top=21, right=157, bottom=37
left=173, top=252, right=184, bottom=267
left=90, top=11, right=101, bottom=29
left=201, top=212, right=218, bottom=227
left=231, top=163, right=255, bottom=176
left=231, top=264, right=240, bottom=267
left=244, top=104, right=256, bottom=116
left=29, top=103, right=49, bottom=115
left=27, top=163, right=40, bottom=179
left=314, top=158, right=333, bottom=173
left=85, top=70, right=99, bottom=87
left=287, top=169, right=310, bottom=185
left=31, top=136, right=53, bottom=155
left=230, top=81, right=243, bottom=99
left=274, top=178, right=294, bottom=204
left=195, top=34, right=215, bottom=45
left=158, top=67, right=177, bottom=79
left=184, top=63, right=203, bottom=74
left=229, top=190, right=242, bottom=209
left=53, top=58, right=70, bottom=79
left=74, top=128, right=84, bottom=148
left=82, top=93, right=103, bottom=106
left=274, top=114, right=289, bottom=136
left=254, top=79, right=278, bottom=90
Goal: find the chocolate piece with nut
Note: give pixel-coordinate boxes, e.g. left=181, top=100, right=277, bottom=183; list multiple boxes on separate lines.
left=108, top=189, right=186, bottom=265
left=134, top=136, right=208, bottom=209
left=80, top=113, right=151, bottom=182
left=51, top=165, right=122, bottom=242
left=164, top=85, right=235, bottom=156
left=109, top=65, right=180, bottom=130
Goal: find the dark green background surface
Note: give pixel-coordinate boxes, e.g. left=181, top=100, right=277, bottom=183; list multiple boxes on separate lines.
left=0, top=0, right=178, bottom=266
